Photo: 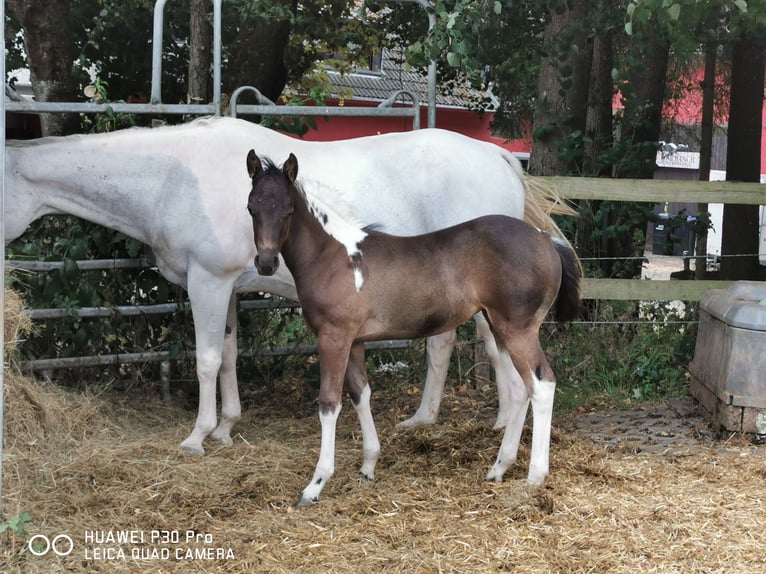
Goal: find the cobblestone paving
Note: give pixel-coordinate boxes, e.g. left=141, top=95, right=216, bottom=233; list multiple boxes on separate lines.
left=557, top=396, right=766, bottom=457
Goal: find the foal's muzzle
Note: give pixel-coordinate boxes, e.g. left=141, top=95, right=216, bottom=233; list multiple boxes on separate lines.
left=254, top=253, right=280, bottom=276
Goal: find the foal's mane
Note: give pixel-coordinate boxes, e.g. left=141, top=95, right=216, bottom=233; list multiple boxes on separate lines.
left=261, top=159, right=369, bottom=259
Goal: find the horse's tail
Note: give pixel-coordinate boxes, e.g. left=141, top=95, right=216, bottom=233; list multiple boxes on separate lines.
left=552, top=238, right=583, bottom=323
left=500, top=150, right=575, bottom=240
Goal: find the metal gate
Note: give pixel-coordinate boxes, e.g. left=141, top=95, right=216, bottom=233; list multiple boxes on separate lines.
left=0, top=0, right=438, bottom=516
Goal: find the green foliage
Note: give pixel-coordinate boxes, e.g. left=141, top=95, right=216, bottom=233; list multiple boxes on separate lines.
left=81, top=78, right=137, bottom=133
left=549, top=301, right=697, bottom=412
left=0, top=513, right=31, bottom=537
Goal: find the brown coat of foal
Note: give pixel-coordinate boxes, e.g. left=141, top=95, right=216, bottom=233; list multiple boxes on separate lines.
left=246, top=151, right=582, bottom=507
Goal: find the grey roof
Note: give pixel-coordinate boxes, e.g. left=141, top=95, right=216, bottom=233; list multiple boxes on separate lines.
left=324, top=48, right=497, bottom=110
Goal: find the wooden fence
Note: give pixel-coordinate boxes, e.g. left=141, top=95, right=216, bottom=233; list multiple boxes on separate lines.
left=8, top=177, right=765, bottom=371
left=553, top=177, right=765, bottom=301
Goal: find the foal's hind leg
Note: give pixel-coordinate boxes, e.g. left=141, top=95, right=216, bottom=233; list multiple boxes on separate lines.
left=485, top=322, right=556, bottom=485
left=345, top=343, right=380, bottom=481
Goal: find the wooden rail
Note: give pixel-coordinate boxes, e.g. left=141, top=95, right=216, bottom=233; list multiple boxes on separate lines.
left=549, top=177, right=765, bottom=301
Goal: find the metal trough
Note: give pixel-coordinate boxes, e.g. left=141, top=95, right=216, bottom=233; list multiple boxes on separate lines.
left=689, top=281, right=766, bottom=434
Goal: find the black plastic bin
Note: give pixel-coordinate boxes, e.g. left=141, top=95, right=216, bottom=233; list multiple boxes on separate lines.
left=652, top=214, right=696, bottom=256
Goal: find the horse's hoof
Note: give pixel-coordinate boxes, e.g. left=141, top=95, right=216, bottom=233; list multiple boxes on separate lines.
left=485, top=468, right=505, bottom=483
left=492, top=418, right=509, bottom=431
left=208, top=429, right=234, bottom=447
left=179, top=440, right=205, bottom=456
left=396, top=415, right=436, bottom=429
left=292, top=495, right=318, bottom=509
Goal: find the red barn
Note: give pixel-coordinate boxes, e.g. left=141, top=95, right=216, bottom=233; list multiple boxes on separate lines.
left=295, top=49, right=531, bottom=161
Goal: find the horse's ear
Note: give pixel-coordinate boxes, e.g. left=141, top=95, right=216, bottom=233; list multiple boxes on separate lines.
left=283, top=153, right=298, bottom=183
left=247, top=149, right=262, bottom=179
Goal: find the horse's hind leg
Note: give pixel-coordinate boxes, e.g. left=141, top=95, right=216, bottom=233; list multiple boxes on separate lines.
left=396, top=329, right=457, bottom=428
left=485, top=322, right=555, bottom=485
left=210, top=293, right=242, bottom=446
left=474, top=313, right=523, bottom=430
left=345, top=342, right=380, bottom=481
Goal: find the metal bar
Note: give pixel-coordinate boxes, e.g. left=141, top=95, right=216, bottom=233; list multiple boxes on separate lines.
left=6, top=258, right=147, bottom=272
left=5, top=101, right=218, bottom=115
left=230, top=104, right=418, bottom=118
left=5, top=100, right=420, bottom=119
left=212, top=0, right=223, bottom=115
left=392, top=0, right=436, bottom=128
left=150, top=0, right=170, bottom=104
left=1, top=0, right=7, bottom=519
left=24, top=298, right=298, bottom=320
left=19, top=340, right=413, bottom=371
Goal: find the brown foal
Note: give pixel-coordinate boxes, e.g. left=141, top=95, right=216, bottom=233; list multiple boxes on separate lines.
left=246, top=150, right=582, bottom=507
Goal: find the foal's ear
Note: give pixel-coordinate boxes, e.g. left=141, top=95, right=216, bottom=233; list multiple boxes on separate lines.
left=246, top=149, right=262, bottom=179
left=283, top=153, right=299, bottom=183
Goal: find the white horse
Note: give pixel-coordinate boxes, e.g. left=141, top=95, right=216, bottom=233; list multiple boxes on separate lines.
left=4, top=116, right=569, bottom=455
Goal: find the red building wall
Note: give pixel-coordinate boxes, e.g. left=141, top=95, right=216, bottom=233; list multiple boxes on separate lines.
left=296, top=99, right=530, bottom=154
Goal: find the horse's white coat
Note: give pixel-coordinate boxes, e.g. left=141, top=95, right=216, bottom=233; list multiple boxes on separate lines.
left=4, top=117, right=530, bottom=454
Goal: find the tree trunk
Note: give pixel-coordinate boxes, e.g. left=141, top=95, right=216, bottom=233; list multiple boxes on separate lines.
left=603, top=17, right=670, bottom=278
left=529, top=0, right=592, bottom=176
left=720, top=35, right=765, bottom=280
left=579, top=27, right=614, bottom=272
left=224, top=1, right=295, bottom=102
left=7, top=0, right=80, bottom=135
left=187, top=0, right=211, bottom=104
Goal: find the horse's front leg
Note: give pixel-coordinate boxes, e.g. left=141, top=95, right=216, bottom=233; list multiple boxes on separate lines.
left=396, top=329, right=457, bottom=428
left=209, top=293, right=242, bottom=446
left=295, top=331, right=353, bottom=508
left=179, top=264, right=237, bottom=455
left=345, top=342, right=380, bottom=480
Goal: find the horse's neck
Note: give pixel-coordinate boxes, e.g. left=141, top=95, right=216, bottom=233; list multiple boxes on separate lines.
left=280, top=190, right=341, bottom=279
left=5, top=136, right=168, bottom=244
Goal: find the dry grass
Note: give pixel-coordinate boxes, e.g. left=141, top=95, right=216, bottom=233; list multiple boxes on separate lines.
left=2, top=290, right=765, bottom=573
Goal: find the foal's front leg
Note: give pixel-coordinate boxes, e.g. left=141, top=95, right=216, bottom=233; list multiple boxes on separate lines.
left=295, top=332, right=353, bottom=508
left=345, top=343, right=380, bottom=481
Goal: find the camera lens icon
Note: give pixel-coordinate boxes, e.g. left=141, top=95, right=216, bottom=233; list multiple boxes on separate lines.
left=28, top=534, right=74, bottom=557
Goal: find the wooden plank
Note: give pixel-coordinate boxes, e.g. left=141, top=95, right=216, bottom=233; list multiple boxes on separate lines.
left=583, top=278, right=734, bottom=301
left=548, top=177, right=765, bottom=204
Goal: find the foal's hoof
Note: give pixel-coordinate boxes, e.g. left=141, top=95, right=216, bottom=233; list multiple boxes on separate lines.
left=292, top=495, right=319, bottom=510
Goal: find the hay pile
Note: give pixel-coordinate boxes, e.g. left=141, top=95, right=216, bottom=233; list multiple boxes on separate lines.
left=2, top=289, right=765, bottom=573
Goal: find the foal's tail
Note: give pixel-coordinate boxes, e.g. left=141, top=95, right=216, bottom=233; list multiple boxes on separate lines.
left=552, top=238, right=583, bottom=322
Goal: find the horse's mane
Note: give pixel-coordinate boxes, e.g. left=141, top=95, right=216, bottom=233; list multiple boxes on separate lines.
left=260, top=160, right=369, bottom=259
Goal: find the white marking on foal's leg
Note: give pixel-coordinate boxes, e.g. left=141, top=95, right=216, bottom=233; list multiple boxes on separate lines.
left=396, top=329, right=457, bottom=428
left=527, top=378, right=555, bottom=485
left=353, top=385, right=380, bottom=480
left=296, top=404, right=341, bottom=508
left=486, top=377, right=531, bottom=483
